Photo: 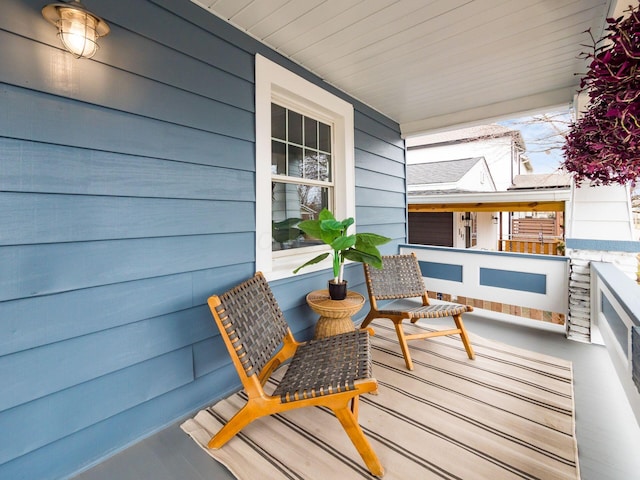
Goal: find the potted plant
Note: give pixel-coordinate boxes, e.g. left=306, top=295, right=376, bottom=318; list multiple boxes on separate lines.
left=562, top=5, right=640, bottom=186
left=293, top=209, right=391, bottom=300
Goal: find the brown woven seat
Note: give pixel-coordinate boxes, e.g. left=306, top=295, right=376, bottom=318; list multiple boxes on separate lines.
left=207, top=272, right=383, bottom=477
left=362, top=253, right=475, bottom=370
left=274, top=330, right=371, bottom=402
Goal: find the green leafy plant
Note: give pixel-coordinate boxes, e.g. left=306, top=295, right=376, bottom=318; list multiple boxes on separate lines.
left=272, top=217, right=302, bottom=245
left=293, top=209, right=391, bottom=283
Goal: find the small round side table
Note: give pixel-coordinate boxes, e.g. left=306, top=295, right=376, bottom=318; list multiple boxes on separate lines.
left=306, top=289, right=365, bottom=339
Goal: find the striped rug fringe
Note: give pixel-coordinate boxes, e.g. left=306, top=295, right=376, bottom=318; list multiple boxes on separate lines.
left=181, top=322, right=580, bottom=479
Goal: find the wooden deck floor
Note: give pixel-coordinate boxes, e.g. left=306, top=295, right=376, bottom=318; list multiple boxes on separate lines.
left=73, top=310, right=640, bottom=480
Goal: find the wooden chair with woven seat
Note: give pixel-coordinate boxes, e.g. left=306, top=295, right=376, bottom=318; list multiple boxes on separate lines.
left=206, top=272, right=384, bottom=477
left=362, top=253, right=475, bottom=370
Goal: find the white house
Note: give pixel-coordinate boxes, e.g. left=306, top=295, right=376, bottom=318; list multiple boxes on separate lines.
left=407, top=124, right=531, bottom=190
left=407, top=157, right=496, bottom=194
left=407, top=157, right=496, bottom=249
left=407, top=124, right=536, bottom=250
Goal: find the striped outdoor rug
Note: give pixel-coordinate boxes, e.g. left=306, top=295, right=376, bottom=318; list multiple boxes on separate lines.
left=181, top=322, right=579, bottom=479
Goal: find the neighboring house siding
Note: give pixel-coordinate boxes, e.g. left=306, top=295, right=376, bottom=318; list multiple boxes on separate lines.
left=409, top=135, right=519, bottom=190
left=0, top=1, right=405, bottom=478
left=457, top=162, right=495, bottom=192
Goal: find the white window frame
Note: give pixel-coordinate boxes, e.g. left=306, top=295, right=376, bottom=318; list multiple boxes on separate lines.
left=255, top=54, right=355, bottom=281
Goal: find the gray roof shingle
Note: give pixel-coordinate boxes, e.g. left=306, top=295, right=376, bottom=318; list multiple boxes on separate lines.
left=408, top=157, right=484, bottom=185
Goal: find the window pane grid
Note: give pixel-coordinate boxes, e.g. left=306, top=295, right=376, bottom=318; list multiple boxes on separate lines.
left=271, top=103, right=332, bottom=182
left=271, top=103, right=333, bottom=251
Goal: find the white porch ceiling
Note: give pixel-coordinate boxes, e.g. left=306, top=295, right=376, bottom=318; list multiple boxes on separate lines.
left=191, top=0, right=618, bottom=137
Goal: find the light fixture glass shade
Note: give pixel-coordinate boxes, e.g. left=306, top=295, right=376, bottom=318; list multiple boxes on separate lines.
left=59, top=7, right=98, bottom=58
left=42, top=1, right=110, bottom=59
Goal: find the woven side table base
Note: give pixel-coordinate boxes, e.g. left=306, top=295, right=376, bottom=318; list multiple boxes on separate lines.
left=306, top=290, right=365, bottom=339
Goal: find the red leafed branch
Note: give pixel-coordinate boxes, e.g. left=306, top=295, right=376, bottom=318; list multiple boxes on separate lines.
left=562, top=5, right=640, bottom=186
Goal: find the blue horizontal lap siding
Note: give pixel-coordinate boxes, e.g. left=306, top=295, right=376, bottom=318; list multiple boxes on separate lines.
left=0, top=262, right=254, bottom=358
left=0, top=137, right=255, bottom=197
left=0, top=273, right=193, bottom=356
left=0, top=193, right=254, bottom=245
left=355, top=111, right=404, bottom=150
left=0, top=366, right=242, bottom=480
left=355, top=130, right=404, bottom=163
left=355, top=168, right=405, bottom=192
left=0, top=30, right=255, bottom=139
left=354, top=112, right=406, bottom=265
left=0, top=234, right=254, bottom=301
left=356, top=188, right=405, bottom=209
left=0, top=305, right=215, bottom=412
left=1, top=0, right=255, bottom=475
left=0, top=0, right=405, bottom=477
left=193, top=336, right=235, bottom=379
left=0, top=347, right=194, bottom=465
left=0, top=91, right=255, bottom=171
left=479, top=267, right=547, bottom=294
left=104, top=0, right=256, bottom=82
left=355, top=149, right=405, bottom=179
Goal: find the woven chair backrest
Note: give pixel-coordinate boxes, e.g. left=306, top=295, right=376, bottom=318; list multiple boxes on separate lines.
left=214, top=273, right=289, bottom=378
left=364, top=254, right=427, bottom=300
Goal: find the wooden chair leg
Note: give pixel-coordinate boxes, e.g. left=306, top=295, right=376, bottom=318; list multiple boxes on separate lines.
left=393, top=320, right=414, bottom=370
left=360, top=312, right=375, bottom=330
left=333, top=404, right=384, bottom=477
left=350, top=395, right=359, bottom=417
left=453, top=314, right=475, bottom=360
left=208, top=403, right=259, bottom=449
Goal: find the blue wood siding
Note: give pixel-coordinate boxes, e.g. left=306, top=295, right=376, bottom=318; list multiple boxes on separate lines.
left=0, top=0, right=406, bottom=478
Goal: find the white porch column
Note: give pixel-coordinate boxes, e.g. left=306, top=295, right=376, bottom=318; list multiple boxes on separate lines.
left=563, top=77, right=640, bottom=342
left=565, top=182, right=639, bottom=342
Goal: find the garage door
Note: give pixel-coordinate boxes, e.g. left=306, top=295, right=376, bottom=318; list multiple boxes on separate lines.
left=408, top=212, right=453, bottom=247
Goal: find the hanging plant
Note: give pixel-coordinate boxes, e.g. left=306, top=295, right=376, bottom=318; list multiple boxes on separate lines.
left=562, top=5, right=640, bottom=186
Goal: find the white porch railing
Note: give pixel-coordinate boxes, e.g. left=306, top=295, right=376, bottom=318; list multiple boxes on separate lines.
left=591, top=262, right=640, bottom=424
left=399, top=244, right=569, bottom=315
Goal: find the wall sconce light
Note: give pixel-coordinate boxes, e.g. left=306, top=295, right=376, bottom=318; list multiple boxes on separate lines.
left=492, top=215, right=499, bottom=225
left=461, top=213, right=472, bottom=228
left=42, top=0, right=110, bottom=59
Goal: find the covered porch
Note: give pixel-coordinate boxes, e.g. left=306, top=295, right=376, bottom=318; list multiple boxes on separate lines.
left=2, top=0, right=640, bottom=479
left=74, top=304, right=640, bottom=480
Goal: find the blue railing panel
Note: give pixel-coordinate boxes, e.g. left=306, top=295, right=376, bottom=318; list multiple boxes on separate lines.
left=400, top=244, right=569, bottom=314
left=417, top=261, right=463, bottom=283
left=479, top=268, right=547, bottom=294
left=591, top=261, right=640, bottom=424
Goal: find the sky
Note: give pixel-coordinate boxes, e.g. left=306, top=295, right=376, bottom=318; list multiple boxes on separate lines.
left=498, top=108, right=573, bottom=174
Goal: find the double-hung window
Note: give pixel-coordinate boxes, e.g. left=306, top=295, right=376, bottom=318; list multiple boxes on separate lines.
left=255, top=55, right=354, bottom=280
left=271, top=103, right=332, bottom=250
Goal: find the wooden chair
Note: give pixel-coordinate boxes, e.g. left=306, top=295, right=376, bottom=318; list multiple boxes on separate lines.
left=206, top=272, right=384, bottom=477
left=362, top=253, right=475, bottom=370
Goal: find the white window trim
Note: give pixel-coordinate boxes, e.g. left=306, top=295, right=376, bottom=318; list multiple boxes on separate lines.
left=255, top=54, right=355, bottom=281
